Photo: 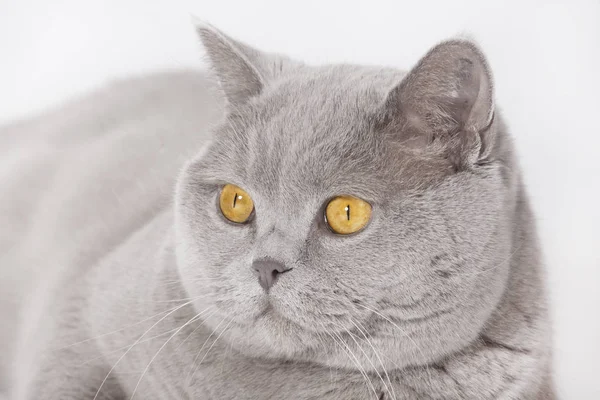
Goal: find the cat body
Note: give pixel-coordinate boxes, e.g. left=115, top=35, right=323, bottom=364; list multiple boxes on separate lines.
left=0, top=24, right=554, bottom=399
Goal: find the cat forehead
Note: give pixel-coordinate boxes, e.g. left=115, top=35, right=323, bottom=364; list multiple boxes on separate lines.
left=228, top=65, right=405, bottom=153
left=261, top=65, right=405, bottom=116
left=201, top=65, right=451, bottom=198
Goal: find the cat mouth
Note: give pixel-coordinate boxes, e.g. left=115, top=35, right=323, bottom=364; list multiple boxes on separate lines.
left=255, top=302, right=274, bottom=321
left=254, top=301, right=287, bottom=322
left=253, top=301, right=300, bottom=327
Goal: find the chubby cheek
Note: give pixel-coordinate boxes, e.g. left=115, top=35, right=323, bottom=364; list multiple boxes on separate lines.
left=271, top=266, right=376, bottom=332
left=184, top=259, right=267, bottom=323
left=177, top=228, right=263, bottom=316
left=387, top=247, right=510, bottom=326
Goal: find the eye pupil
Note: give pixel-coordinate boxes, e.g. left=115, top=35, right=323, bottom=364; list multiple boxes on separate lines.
left=219, top=184, right=254, bottom=224
left=325, top=195, right=372, bottom=235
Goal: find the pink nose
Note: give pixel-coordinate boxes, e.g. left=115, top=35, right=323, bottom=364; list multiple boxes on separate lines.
left=252, top=259, right=291, bottom=292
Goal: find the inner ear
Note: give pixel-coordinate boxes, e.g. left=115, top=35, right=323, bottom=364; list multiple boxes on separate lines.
left=381, top=40, right=496, bottom=166
left=438, top=57, right=482, bottom=127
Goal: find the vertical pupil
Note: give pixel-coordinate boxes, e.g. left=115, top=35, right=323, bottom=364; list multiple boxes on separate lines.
left=346, top=204, right=350, bottom=221
left=233, top=193, right=238, bottom=208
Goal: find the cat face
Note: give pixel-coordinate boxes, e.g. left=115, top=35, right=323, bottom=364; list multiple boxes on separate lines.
left=174, top=24, right=514, bottom=370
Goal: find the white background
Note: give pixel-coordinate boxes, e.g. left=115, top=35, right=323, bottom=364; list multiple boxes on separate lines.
left=1, top=0, right=599, bottom=397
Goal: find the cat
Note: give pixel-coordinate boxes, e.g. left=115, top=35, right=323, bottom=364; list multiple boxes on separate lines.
left=0, top=22, right=554, bottom=399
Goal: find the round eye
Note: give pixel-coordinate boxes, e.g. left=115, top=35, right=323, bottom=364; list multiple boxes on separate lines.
left=325, top=195, right=372, bottom=235
left=219, top=184, right=254, bottom=224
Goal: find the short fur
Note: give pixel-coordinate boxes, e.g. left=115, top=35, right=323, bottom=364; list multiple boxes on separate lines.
left=0, top=24, right=553, bottom=399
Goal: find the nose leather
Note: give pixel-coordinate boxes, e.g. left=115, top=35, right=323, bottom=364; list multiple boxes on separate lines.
left=252, top=258, right=290, bottom=292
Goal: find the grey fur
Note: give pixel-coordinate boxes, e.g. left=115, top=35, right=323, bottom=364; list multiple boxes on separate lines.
left=0, top=24, right=553, bottom=399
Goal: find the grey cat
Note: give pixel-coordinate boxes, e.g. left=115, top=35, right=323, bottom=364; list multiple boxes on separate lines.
left=0, top=22, right=554, bottom=399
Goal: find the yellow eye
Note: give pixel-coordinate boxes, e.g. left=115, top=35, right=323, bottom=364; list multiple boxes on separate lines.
left=325, top=195, right=372, bottom=235
left=219, top=184, right=254, bottom=223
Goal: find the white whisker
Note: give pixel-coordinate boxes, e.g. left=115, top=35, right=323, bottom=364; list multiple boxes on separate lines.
left=119, top=293, right=212, bottom=304
left=334, top=320, right=392, bottom=400
left=355, top=303, right=434, bottom=386
left=78, top=326, right=185, bottom=367
left=463, top=243, right=522, bottom=276
left=92, top=299, right=196, bottom=400
left=185, top=314, right=229, bottom=385
left=128, top=307, right=213, bottom=400
left=321, top=323, right=379, bottom=400
left=174, top=312, right=210, bottom=351
left=316, top=331, right=337, bottom=389
left=56, top=301, right=196, bottom=352
left=352, top=319, right=397, bottom=400
left=194, top=315, right=234, bottom=369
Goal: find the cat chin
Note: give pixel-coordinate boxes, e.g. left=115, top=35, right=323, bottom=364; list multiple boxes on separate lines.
left=195, top=295, right=473, bottom=372
left=214, top=310, right=445, bottom=372
left=217, top=310, right=321, bottom=359
left=195, top=298, right=348, bottom=359
left=191, top=285, right=359, bottom=336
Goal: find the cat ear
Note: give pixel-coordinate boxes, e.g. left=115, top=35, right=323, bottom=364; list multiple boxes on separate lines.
left=380, top=40, right=496, bottom=166
left=194, top=20, right=297, bottom=107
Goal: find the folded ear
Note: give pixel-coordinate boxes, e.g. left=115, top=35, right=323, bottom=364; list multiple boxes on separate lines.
left=381, top=40, right=496, bottom=167
left=194, top=21, right=298, bottom=108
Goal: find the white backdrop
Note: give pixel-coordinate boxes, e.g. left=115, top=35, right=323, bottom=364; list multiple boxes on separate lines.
left=1, top=0, right=599, bottom=397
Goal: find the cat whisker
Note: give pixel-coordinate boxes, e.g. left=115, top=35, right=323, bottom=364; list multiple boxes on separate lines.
left=152, top=278, right=221, bottom=290
left=113, top=292, right=213, bottom=304
left=174, top=310, right=215, bottom=351
left=55, top=298, right=204, bottom=352
left=185, top=313, right=230, bottom=386
left=315, top=331, right=337, bottom=389
left=153, top=279, right=183, bottom=286
left=193, top=314, right=234, bottom=370
left=154, top=273, right=225, bottom=287
left=354, top=303, right=434, bottom=387
left=219, top=330, right=234, bottom=376
left=462, top=243, right=522, bottom=276
left=92, top=299, right=196, bottom=400
left=128, top=307, right=213, bottom=400
left=351, top=319, right=397, bottom=400
left=78, top=307, right=211, bottom=367
left=133, top=295, right=213, bottom=304
left=334, top=320, right=393, bottom=400
left=77, top=324, right=193, bottom=367
left=320, top=323, right=379, bottom=400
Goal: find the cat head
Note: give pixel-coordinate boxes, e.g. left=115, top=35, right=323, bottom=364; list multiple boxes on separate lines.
left=175, top=23, right=514, bottom=370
